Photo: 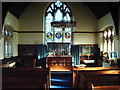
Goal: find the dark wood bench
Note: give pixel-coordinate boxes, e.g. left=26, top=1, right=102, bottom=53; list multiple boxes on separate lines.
left=73, top=67, right=120, bottom=89
left=2, top=68, right=50, bottom=90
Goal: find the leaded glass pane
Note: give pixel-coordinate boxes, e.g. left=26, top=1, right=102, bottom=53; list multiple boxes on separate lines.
left=54, top=28, right=62, bottom=32
left=9, top=31, right=13, bottom=37
left=46, top=13, right=53, bottom=32
left=55, top=1, right=62, bottom=7
left=5, top=41, right=9, bottom=57
left=63, top=4, right=66, bottom=9
left=112, top=29, right=115, bottom=36
left=54, top=9, right=62, bottom=21
left=46, top=32, right=53, bottom=42
left=104, top=40, right=107, bottom=52
left=54, top=32, right=62, bottom=42
left=47, top=7, right=52, bottom=12
left=108, top=39, right=111, bottom=52
left=51, top=4, right=54, bottom=9
left=46, top=13, right=53, bottom=22
left=65, top=8, right=70, bottom=12
left=64, top=28, right=71, bottom=31
left=9, top=42, right=12, bottom=57
left=64, top=13, right=71, bottom=21
left=108, top=29, right=111, bottom=37
left=63, top=32, right=71, bottom=42
left=112, top=40, right=114, bottom=52
left=5, top=30, right=8, bottom=36
left=104, top=30, right=107, bottom=38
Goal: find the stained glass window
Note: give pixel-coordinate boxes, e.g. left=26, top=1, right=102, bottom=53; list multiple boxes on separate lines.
left=45, top=1, right=72, bottom=43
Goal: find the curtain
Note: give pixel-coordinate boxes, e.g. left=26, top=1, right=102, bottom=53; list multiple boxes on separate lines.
left=71, top=45, right=80, bottom=66
left=37, top=44, right=47, bottom=67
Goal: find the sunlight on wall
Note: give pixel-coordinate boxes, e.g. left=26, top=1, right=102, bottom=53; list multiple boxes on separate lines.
left=74, top=33, right=98, bottom=44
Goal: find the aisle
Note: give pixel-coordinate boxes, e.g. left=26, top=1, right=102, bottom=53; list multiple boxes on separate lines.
left=50, top=71, right=73, bottom=88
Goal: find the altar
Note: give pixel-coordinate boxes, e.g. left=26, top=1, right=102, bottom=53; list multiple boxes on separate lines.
left=46, top=55, right=72, bottom=71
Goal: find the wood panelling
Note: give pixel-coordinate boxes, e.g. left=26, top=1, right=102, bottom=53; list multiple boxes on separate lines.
left=18, top=44, right=38, bottom=56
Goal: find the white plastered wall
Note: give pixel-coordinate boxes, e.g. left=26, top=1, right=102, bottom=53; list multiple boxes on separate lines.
left=19, top=2, right=98, bottom=45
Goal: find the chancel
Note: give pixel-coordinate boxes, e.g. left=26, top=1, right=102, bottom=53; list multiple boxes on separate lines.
left=1, top=1, right=120, bottom=90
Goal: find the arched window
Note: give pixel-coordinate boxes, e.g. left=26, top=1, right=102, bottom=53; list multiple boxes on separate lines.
left=45, top=1, right=73, bottom=43
left=4, top=25, right=13, bottom=58
left=103, top=26, right=115, bottom=53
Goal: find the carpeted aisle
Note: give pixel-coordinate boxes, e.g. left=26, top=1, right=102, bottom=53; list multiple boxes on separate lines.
left=50, top=71, right=73, bottom=88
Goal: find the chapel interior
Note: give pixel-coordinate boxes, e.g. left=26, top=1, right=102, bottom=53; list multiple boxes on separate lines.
left=1, top=1, right=120, bottom=90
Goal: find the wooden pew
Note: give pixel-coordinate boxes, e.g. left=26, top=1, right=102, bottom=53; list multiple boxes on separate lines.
left=2, top=68, right=50, bottom=90
left=73, top=67, right=120, bottom=89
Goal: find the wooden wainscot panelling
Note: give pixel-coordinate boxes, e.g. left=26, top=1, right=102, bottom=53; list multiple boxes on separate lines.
left=18, top=44, right=38, bottom=56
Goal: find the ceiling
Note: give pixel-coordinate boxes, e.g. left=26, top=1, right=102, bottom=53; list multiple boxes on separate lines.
left=2, top=2, right=115, bottom=19
left=83, top=2, right=109, bottom=19
left=2, top=2, right=119, bottom=34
